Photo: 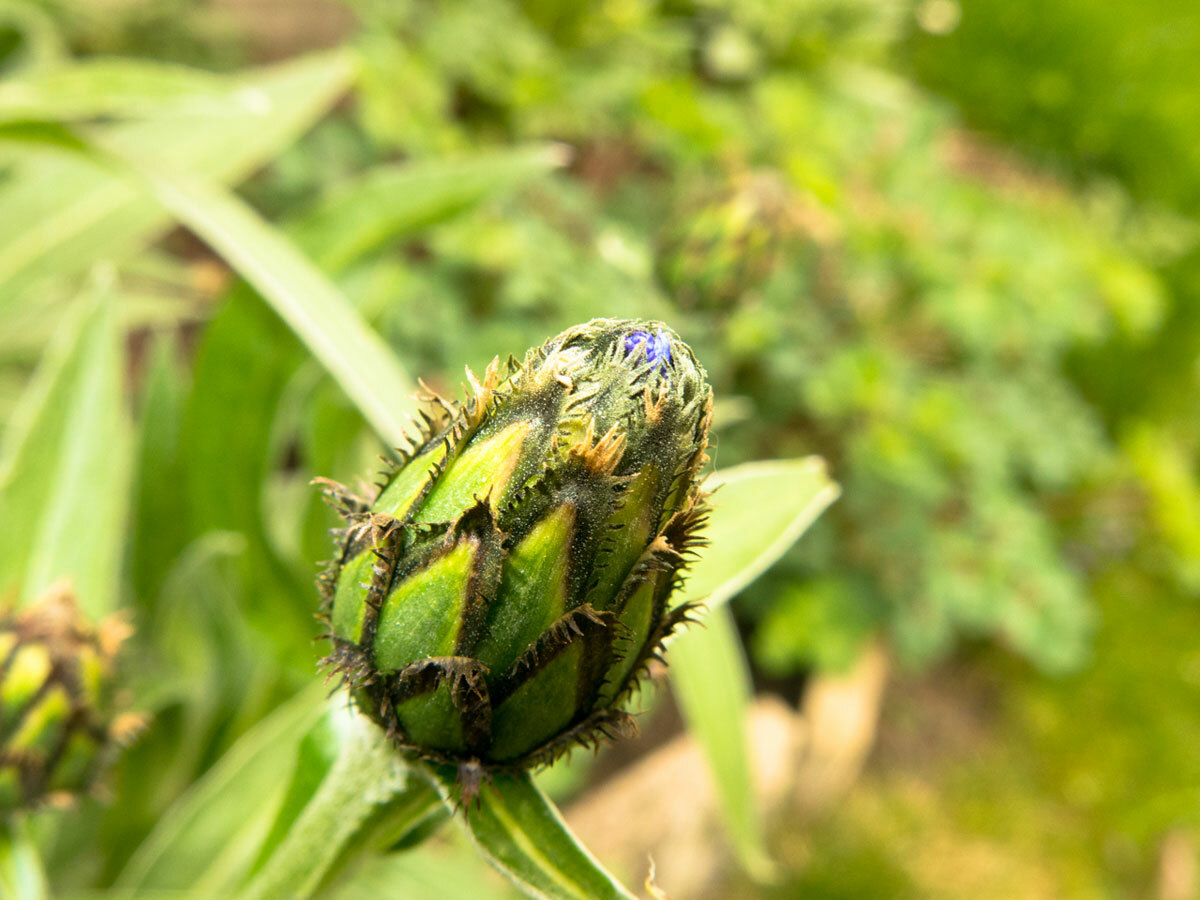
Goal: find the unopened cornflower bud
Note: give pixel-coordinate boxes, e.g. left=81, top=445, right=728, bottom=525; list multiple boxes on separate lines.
left=0, top=585, right=139, bottom=814
left=658, top=172, right=798, bottom=310
left=316, top=319, right=712, bottom=790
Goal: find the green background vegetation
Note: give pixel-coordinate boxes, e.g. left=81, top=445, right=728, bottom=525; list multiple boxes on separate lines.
left=1, top=0, right=1199, bottom=896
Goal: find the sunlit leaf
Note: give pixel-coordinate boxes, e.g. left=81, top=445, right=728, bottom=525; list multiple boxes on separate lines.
left=0, top=57, right=245, bottom=122
left=679, top=456, right=840, bottom=613
left=245, top=711, right=342, bottom=880
left=668, top=606, right=775, bottom=880
left=423, top=765, right=638, bottom=900
left=100, top=157, right=415, bottom=447
left=131, top=532, right=275, bottom=792
left=0, top=283, right=129, bottom=617
left=0, top=50, right=355, bottom=305
left=665, top=456, right=839, bottom=880
left=292, top=145, right=568, bottom=272
left=0, top=816, right=49, bottom=900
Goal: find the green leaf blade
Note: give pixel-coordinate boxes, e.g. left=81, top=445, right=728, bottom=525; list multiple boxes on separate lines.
left=294, top=145, right=568, bottom=272
left=116, top=682, right=328, bottom=894
left=423, top=766, right=638, bottom=900
left=100, top=160, right=415, bottom=447
left=681, top=456, right=840, bottom=613
left=664, top=455, right=839, bottom=881
left=0, top=50, right=356, bottom=304
left=0, top=57, right=239, bottom=123
left=0, top=285, right=129, bottom=617
left=668, top=606, right=775, bottom=881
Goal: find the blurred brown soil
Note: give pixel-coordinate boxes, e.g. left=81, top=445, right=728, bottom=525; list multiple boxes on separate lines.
left=565, top=645, right=889, bottom=900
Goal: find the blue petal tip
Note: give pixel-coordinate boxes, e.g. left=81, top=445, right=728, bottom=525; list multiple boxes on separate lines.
left=623, top=330, right=673, bottom=369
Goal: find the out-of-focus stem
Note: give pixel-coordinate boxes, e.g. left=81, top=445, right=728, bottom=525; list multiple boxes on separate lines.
left=237, top=714, right=436, bottom=900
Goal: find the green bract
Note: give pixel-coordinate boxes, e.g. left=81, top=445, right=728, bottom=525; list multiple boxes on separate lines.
left=0, top=587, right=133, bottom=814
left=317, top=319, right=712, bottom=780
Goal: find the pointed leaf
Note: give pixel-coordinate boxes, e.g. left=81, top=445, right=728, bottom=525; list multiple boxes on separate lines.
left=245, top=714, right=342, bottom=879
left=678, top=456, right=840, bottom=613
left=423, top=765, right=638, bottom=900
left=96, top=154, right=415, bottom=447
left=0, top=285, right=129, bottom=616
left=129, top=333, right=190, bottom=606
left=665, top=456, right=838, bottom=881
left=668, top=606, right=775, bottom=880
left=176, top=289, right=314, bottom=663
left=0, top=50, right=355, bottom=304
left=292, top=145, right=567, bottom=272
left=0, top=57, right=243, bottom=122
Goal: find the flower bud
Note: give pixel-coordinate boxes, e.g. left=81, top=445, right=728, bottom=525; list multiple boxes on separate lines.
left=317, top=319, right=712, bottom=778
left=0, top=585, right=135, bottom=814
left=658, top=172, right=798, bottom=310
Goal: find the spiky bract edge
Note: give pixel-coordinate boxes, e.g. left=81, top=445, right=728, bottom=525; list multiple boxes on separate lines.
left=314, top=321, right=713, bottom=784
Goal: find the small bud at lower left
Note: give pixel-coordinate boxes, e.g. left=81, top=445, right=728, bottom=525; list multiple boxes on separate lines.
left=0, top=584, right=138, bottom=815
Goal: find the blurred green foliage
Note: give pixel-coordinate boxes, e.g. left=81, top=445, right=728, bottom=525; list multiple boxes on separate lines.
left=1, top=0, right=1199, bottom=895
left=318, top=0, right=1170, bottom=675
left=909, top=0, right=1200, bottom=592
left=908, top=0, right=1200, bottom=210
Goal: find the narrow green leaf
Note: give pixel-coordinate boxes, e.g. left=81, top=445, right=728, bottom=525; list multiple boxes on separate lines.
left=0, top=57, right=242, bottom=122
left=129, top=334, right=190, bottom=606
left=0, top=120, right=88, bottom=152
left=0, top=371, right=25, bottom=439
left=318, top=845, right=520, bottom=900
left=679, top=456, right=841, bottom=613
left=0, top=50, right=355, bottom=304
left=668, top=606, right=775, bottom=881
left=664, top=456, right=838, bottom=880
left=98, top=154, right=415, bottom=447
left=130, top=532, right=269, bottom=794
left=422, top=765, right=638, bottom=900
left=175, top=289, right=314, bottom=665
left=116, top=682, right=328, bottom=893
left=245, top=714, right=342, bottom=879
left=0, top=249, right=197, bottom=367
left=292, top=145, right=568, bottom=272
left=0, top=283, right=129, bottom=617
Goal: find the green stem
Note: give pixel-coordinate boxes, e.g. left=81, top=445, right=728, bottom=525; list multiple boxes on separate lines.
left=237, top=716, right=435, bottom=900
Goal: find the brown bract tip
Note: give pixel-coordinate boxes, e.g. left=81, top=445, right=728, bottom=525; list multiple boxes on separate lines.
left=455, top=757, right=491, bottom=812
left=642, top=383, right=670, bottom=423
left=569, top=419, right=626, bottom=475
left=463, top=356, right=503, bottom=429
